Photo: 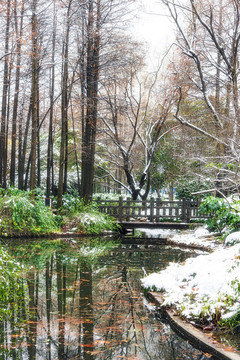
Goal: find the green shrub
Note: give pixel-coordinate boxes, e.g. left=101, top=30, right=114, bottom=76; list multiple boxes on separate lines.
left=73, top=211, right=119, bottom=234
left=176, top=179, right=210, bottom=200
left=221, top=311, right=240, bottom=333
left=0, top=188, right=60, bottom=236
left=220, top=277, right=240, bottom=332
left=58, top=194, right=119, bottom=234
left=198, top=196, right=240, bottom=232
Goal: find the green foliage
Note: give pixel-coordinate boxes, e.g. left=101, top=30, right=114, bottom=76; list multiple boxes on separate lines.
left=57, top=193, right=88, bottom=214
left=220, top=277, right=240, bottom=332
left=198, top=196, right=240, bottom=232
left=65, top=211, right=119, bottom=235
left=9, top=237, right=119, bottom=269
left=0, top=245, right=24, bottom=321
left=0, top=189, right=119, bottom=237
left=59, top=193, right=119, bottom=234
left=151, top=140, right=184, bottom=192
left=176, top=179, right=209, bottom=200
left=10, top=239, right=68, bottom=269
left=221, top=311, right=240, bottom=333
left=0, top=188, right=60, bottom=236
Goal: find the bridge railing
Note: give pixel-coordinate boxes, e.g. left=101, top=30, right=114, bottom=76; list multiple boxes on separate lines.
left=96, top=197, right=209, bottom=223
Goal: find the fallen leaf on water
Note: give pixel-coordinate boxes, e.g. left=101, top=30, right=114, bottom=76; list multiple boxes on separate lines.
left=83, top=319, right=93, bottom=323
left=94, top=340, right=111, bottom=345
left=88, top=350, right=105, bottom=355
left=97, top=302, right=108, bottom=305
left=78, top=343, right=94, bottom=347
left=10, top=334, right=21, bottom=338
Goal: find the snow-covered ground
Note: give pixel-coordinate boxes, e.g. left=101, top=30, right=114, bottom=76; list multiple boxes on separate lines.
left=138, top=226, right=219, bottom=249
left=141, top=227, right=240, bottom=323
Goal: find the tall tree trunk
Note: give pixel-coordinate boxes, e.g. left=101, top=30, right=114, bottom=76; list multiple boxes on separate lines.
left=19, top=100, right=31, bottom=189
left=81, top=0, right=100, bottom=202
left=10, top=0, right=24, bottom=186
left=46, top=0, right=56, bottom=203
left=18, top=94, right=25, bottom=189
left=29, top=0, right=39, bottom=196
left=0, top=0, right=11, bottom=188
left=71, top=101, right=81, bottom=194
left=80, top=3, right=86, bottom=196
left=37, top=81, right=41, bottom=187
left=5, top=54, right=13, bottom=189
left=57, top=0, right=72, bottom=209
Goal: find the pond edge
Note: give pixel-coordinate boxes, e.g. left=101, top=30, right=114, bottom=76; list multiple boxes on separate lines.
left=147, top=292, right=240, bottom=360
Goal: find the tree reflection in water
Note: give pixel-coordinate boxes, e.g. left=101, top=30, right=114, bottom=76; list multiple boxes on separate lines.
left=0, top=238, right=211, bottom=360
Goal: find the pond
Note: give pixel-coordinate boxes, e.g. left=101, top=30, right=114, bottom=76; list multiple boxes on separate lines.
left=1, top=235, right=212, bottom=360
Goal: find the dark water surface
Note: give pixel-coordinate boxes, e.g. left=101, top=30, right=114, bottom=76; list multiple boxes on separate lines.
left=1, top=236, right=212, bottom=360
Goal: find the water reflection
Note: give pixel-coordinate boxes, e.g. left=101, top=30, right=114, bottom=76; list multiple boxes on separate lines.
left=1, top=237, right=210, bottom=359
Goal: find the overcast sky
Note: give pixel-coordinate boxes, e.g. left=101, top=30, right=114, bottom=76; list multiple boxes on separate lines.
left=131, top=0, right=175, bottom=68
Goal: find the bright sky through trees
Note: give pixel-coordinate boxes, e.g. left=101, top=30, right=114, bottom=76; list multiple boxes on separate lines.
left=132, top=0, right=174, bottom=67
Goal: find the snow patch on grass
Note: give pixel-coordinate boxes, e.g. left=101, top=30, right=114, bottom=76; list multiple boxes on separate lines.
left=142, top=235, right=240, bottom=322
left=225, top=231, right=240, bottom=246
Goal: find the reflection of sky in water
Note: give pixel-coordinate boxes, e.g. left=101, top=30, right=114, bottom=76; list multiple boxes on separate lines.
left=1, top=238, right=210, bottom=360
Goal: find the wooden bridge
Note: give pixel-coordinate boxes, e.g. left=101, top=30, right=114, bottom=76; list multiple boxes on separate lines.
left=96, top=197, right=208, bottom=229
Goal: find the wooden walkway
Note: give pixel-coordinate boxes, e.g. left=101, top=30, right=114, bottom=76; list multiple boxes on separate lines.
left=96, top=197, right=208, bottom=226
left=119, top=221, right=192, bottom=230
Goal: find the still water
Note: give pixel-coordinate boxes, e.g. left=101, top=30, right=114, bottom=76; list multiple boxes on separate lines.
left=1, top=236, right=211, bottom=360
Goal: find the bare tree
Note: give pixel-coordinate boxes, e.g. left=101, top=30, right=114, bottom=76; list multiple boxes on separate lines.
left=160, top=0, right=240, bottom=194
left=98, top=62, right=177, bottom=200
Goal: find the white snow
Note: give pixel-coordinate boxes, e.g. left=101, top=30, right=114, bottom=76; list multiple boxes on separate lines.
left=137, top=228, right=179, bottom=238
left=141, top=229, right=240, bottom=322
left=169, top=226, right=218, bottom=249
left=225, top=231, right=240, bottom=246
left=138, top=226, right=217, bottom=249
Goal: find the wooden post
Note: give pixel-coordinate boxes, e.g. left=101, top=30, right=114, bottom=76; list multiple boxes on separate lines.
left=119, top=196, right=123, bottom=222
left=181, top=197, right=186, bottom=222
left=156, top=197, right=160, bottom=222
left=126, top=197, right=130, bottom=221
left=150, top=197, right=154, bottom=222
left=96, top=196, right=101, bottom=212
left=186, top=198, right=191, bottom=223
left=142, top=199, right=147, bottom=217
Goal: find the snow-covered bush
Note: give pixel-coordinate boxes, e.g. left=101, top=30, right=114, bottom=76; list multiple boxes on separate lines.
left=225, top=231, right=240, bottom=246
left=72, top=211, right=119, bottom=234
